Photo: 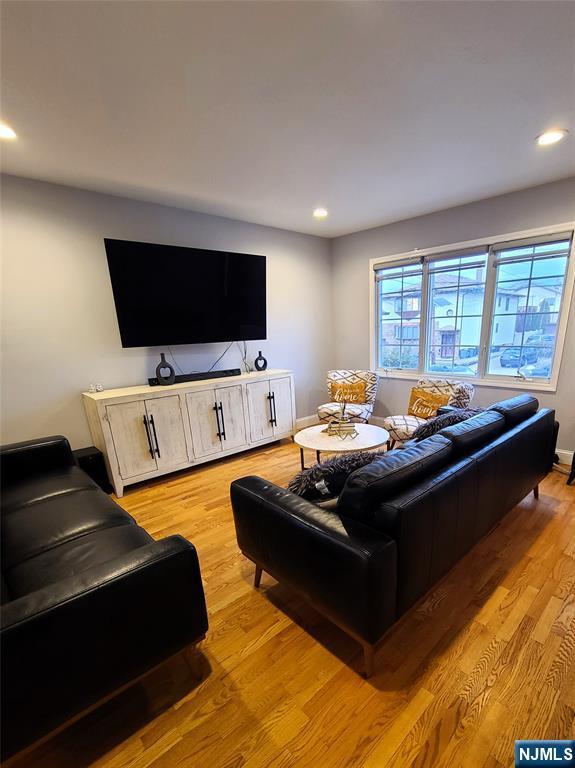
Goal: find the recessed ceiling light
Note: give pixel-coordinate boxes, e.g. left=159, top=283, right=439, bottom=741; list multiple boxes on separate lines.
left=0, top=122, right=17, bottom=140
left=536, top=129, right=568, bottom=146
left=313, top=207, right=328, bottom=219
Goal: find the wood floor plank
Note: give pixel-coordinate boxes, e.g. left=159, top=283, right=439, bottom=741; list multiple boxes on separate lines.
left=10, top=442, right=575, bottom=768
left=363, top=687, right=435, bottom=768
left=531, top=593, right=564, bottom=643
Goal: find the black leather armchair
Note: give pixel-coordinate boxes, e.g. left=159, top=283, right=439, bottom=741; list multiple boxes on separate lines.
left=1, top=436, right=208, bottom=760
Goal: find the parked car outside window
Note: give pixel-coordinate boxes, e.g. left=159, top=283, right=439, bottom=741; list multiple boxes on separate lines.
left=499, top=347, right=538, bottom=368
left=427, top=363, right=475, bottom=374
left=518, top=361, right=552, bottom=378
left=525, top=333, right=555, bottom=346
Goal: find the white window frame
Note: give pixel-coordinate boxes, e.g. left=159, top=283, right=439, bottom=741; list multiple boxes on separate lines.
left=369, top=222, right=575, bottom=393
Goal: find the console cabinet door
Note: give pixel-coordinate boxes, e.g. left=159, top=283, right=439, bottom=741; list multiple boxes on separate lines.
left=186, top=390, right=223, bottom=458
left=246, top=380, right=274, bottom=442
left=106, top=400, right=157, bottom=479
left=145, top=396, right=190, bottom=470
left=216, top=385, right=248, bottom=450
left=270, top=377, right=294, bottom=435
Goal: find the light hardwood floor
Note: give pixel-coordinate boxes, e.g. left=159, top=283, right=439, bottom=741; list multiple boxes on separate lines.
left=12, top=441, right=575, bottom=768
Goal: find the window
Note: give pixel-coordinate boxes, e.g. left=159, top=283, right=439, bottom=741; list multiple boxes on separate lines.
left=427, top=251, right=487, bottom=376
left=372, top=228, right=574, bottom=387
left=376, top=262, right=422, bottom=370
left=487, top=237, right=571, bottom=380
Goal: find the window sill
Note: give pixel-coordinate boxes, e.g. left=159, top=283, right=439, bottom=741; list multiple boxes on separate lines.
left=375, top=368, right=558, bottom=394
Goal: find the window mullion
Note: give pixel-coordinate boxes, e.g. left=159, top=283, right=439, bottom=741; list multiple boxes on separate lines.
left=478, top=247, right=497, bottom=377
left=375, top=278, right=381, bottom=369
left=419, top=261, right=430, bottom=374
left=454, top=266, right=461, bottom=371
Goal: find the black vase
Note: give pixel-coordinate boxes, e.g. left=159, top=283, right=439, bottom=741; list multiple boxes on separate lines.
left=254, top=351, right=267, bottom=371
left=156, top=352, right=175, bottom=385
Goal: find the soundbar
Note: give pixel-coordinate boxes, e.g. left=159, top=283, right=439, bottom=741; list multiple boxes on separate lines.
left=148, top=368, right=242, bottom=387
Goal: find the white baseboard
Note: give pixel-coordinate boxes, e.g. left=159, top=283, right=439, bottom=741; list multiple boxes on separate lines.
left=556, top=449, right=574, bottom=465
left=295, top=414, right=320, bottom=430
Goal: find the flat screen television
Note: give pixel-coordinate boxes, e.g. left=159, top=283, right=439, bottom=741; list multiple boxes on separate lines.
left=104, top=239, right=266, bottom=348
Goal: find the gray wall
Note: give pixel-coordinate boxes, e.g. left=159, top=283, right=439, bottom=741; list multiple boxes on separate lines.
left=331, top=177, right=575, bottom=450
left=1, top=175, right=333, bottom=447
left=2, top=173, right=575, bottom=453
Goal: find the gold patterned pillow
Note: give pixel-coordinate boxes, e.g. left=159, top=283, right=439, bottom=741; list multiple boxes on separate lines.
left=407, top=387, right=451, bottom=419
left=330, top=381, right=367, bottom=404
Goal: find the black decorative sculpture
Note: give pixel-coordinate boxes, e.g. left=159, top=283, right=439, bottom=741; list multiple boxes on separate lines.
left=155, top=352, right=175, bottom=385
left=254, top=351, right=268, bottom=371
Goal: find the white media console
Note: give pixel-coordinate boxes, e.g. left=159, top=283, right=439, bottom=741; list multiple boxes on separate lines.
left=82, top=369, right=296, bottom=496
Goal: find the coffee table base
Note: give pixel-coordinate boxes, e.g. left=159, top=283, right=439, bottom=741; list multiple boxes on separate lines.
left=300, top=448, right=322, bottom=471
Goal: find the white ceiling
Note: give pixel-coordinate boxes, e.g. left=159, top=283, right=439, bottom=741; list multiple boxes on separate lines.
left=1, top=1, right=574, bottom=237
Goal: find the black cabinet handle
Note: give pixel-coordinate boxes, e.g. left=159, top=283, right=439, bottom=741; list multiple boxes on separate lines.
left=218, top=402, right=227, bottom=440
left=270, top=392, right=278, bottom=427
left=143, top=415, right=154, bottom=458
left=213, top=402, right=222, bottom=441
left=149, top=414, right=161, bottom=458
left=267, top=393, right=274, bottom=425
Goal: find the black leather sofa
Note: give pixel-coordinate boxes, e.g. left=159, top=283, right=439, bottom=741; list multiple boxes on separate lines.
left=0, top=436, right=208, bottom=760
left=231, top=395, right=558, bottom=676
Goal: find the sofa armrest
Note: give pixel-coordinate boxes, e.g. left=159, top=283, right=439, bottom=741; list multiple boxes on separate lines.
left=1, top=535, right=208, bottom=759
left=0, top=435, right=75, bottom=483
left=230, top=476, right=397, bottom=645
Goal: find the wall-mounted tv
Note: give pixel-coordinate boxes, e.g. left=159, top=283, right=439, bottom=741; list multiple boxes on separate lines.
left=104, top=239, right=266, bottom=348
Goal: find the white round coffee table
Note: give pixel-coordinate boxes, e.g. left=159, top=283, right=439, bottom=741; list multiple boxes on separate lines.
left=294, top=423, right=390, bottom=470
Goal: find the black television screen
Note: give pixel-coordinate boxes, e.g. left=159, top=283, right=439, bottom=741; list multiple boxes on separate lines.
left=104, top=239, right=266, bottom=348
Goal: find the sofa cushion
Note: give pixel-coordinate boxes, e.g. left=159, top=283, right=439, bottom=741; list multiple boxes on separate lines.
left=438, top=410, right=506, bottom=456
left=488, top=394, right=539, bottom=427
left=5, top=524, right=154, bottom=599
left=2, top=489, right=135, bottom=570
left=1, top=466, right=98, bottom=514
left=337, top=434, right=453, bottom=522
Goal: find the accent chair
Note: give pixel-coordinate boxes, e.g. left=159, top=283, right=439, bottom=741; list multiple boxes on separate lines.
left=382, top=377, right=474, bottom=447
left=317, top=370, right=379, bottom=424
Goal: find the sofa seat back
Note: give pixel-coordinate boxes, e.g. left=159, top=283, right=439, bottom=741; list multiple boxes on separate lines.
left=437, top=409, right=505, bottom=455
left=1, top=460, right=145, bottom=601
left=337, top=434, right=454, bottom=521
